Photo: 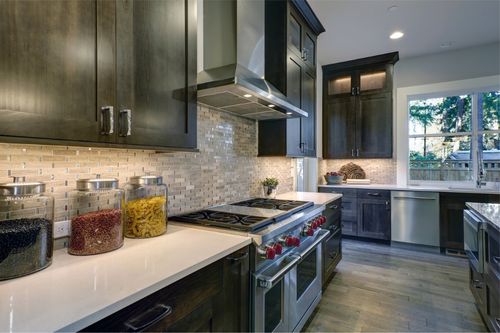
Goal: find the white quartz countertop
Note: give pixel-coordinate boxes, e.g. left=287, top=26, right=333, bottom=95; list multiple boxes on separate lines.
left=466, top=202, right=500, bottom=230
left=319, top=183, right=500, bottom=194
left=0, top=225, right=251, bottom=332
left=276, top=191, right=342, bottom=205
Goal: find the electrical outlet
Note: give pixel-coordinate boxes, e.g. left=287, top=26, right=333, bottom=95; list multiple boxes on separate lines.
left=54, top=220, right=70, bottom=238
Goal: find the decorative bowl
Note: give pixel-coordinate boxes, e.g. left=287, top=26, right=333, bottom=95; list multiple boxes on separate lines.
left=324, top=175, right=343, bottom=185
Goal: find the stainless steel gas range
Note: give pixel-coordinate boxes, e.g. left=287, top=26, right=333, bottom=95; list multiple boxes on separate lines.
left=171, top=198, right=328, bottom=332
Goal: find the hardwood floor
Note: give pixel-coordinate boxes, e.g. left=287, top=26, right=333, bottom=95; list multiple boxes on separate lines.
left=304, top=239, right=486, bottom=332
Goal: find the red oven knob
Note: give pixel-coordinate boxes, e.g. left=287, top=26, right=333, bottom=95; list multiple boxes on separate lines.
left=283, top=236, right=296, bottom=247
left=312, top=219, right=320, bottom=229
left=320, top=216, right=326, bottom=225
left=265, top=247, right=276, bottom=260
left=306, top=228, right=314, bottom=236
left=292, top=236, right=301, bottom=247
left=273, top=243, right=283, bottom=255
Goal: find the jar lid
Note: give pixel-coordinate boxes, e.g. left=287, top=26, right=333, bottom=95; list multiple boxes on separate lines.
left=129, top=175, right=163, bottom=186
left=76, top=174, right=118, bottom=191
left=0, top=177, right=46, bottom=196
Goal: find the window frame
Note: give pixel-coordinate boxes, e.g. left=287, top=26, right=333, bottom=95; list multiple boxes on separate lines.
left=396, top=75, right=500, bottom=188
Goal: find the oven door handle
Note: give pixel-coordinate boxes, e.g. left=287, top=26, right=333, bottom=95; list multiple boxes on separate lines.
left=297, top=229, right=330, bottom=259
left=255, top=255, right=301, bottom=289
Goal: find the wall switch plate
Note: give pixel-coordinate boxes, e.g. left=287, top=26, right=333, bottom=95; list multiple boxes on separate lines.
left=54, top=220, right=70, bottom=238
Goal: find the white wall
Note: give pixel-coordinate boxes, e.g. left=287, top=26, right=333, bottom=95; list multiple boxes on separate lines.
left=394, top=42, right=500, bottom=88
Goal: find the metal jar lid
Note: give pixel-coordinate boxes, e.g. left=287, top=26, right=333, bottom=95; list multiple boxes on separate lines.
left=129, top=175, right=163, bottom=186
left=76, top=174, right=118, bottom=191
left=0, top=177, right=46, bottom=196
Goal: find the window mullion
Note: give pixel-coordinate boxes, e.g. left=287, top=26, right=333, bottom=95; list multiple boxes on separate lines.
left=471, top=92, right=479, bottom=185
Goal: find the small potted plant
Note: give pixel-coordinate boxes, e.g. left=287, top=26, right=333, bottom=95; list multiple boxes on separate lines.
left=261, top=177, right=279, bottom=198
left=324, top=171, right=344, bottom=185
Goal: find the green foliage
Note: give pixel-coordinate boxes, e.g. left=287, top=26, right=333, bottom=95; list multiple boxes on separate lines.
left=261, top=177, right=279, bottom=188
left=409, top=151, right=439, bottom=161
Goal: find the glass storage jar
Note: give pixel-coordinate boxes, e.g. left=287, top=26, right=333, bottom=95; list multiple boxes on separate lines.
left=124, top=175, right=167, bottom=238
left=68, top=175, right=124, bottom=255
left=0, top=177, right=54, bottom=280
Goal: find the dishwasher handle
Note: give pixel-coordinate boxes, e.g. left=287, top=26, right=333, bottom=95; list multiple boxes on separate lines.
left=392, top=196, right=437, bottom=201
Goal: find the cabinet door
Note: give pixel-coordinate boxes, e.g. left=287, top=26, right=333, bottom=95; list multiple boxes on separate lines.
left=325, top=72, right=355, bottom=98
left=358, top=66, right=391, bottom=95
left=288, top=9, right=303, bottom=60
left=115, top=0, right=196, bottom=149
left=216, top=247, right=250, bottom=332
left=323, top=96, right=356, bottom=158
left=356, top=92, right=392, bottom=158
left=286, top=54, right=303, bottom=157
left=302, top=30, right=316, bottom=71
left=357, top=198, right=391, bottom=240
left=0, top=0, right=114, bottom=143
left=301, top=70, right=316, bottom=157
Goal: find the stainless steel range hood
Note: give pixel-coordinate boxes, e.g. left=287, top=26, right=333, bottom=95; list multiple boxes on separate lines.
left=197, top=0, right=308, bottom=120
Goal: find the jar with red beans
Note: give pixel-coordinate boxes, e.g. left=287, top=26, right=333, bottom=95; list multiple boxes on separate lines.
left=68, top=175, right=124, bottom=255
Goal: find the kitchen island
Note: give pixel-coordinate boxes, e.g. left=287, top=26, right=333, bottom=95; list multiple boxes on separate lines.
left=0, top=225, right=251, bottom=332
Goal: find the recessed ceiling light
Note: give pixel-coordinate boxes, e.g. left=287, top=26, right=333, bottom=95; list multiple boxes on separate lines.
left=286, top=112, right=292, bottom=115
left=243, top=94, right=252, bottom=98
left=387, top=5, right=398, bottom=12
left=390, top=31, right=404, bottom=40
left=268, top=104, right=275, bottom=108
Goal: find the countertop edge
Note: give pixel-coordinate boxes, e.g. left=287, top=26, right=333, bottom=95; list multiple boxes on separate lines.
left=276, top=191, right=342, bottom=206
left=58, top=238, right=251, bottom=332
left=318, top=184, right=500, bottom=195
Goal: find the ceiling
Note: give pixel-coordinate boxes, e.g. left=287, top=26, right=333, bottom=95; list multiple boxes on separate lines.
left=308, top=0, right=500, bottom=65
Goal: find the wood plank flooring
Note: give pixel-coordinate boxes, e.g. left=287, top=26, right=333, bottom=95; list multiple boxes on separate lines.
left=304, top=240, right=486, bottom=332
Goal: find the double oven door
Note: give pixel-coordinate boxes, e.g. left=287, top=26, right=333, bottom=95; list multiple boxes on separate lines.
left=254, top=230, right=328, bottom=332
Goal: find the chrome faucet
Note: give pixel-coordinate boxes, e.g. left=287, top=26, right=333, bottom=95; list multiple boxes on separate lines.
left=476, top=150, right=486, bottom=188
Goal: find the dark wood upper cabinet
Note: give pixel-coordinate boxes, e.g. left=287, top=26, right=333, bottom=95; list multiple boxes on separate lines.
left=322, top=52, right=398, bottom=159
left=0, top=0, right=109, bottom=144
left=0, top=0, right=196, bottom=151
left=259, top=0, right=324, bottom=158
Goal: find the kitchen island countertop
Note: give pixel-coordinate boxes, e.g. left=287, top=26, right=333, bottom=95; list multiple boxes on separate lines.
left=466, top=202, right=500, bottom=230
left=0, top=225, right=251, bottom=332
left=276, top=191, right=342, bottom=205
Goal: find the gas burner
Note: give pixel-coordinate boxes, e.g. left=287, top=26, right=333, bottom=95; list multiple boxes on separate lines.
left=231, top=198, right=313, bottom=212
left=170, top=210, right=271, bottom=231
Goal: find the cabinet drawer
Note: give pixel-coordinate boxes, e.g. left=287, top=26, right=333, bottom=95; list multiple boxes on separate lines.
left=341, top=219, right=357, bottom=236
left=340, top=197, right=357, bottom=220
left=357, top=189, right=390, bottom=200
left=82, top=260, right=223, bottom=332
left=318, top=187, right=356, bottom=197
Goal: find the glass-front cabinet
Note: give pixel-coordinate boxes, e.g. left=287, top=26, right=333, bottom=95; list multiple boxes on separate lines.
left=326, top=65, right=391, bottom=97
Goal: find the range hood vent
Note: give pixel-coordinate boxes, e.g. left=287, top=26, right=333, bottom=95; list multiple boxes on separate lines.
left=197, top=0, right=308, bottom=120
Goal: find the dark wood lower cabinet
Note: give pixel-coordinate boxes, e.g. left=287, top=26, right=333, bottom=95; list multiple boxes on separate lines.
left=440, top=193, right=500, bottom=251
left=318, top=188, right=390, bottom=241
left=357, top=197, right=391, bottom=240
left=81, top=246, right=250, bottom=332
left=321, top=199, right=342, bottom=291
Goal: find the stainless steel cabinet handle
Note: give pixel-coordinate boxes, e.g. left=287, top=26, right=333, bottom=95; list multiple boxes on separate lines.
left=124, top=304, right=172, bottom=332
left=328, top=204, right=338, bottom=209
left=473, top=279, right=483, bottom=289
left=356, top=148, right=359, bottom=157
left=351, top=87, right=356, bottom=96
left=100, top=106, right=114, bottom=135
left=367, top=192, right=381, bottom=197
left=119, top=108, right=132, bottom=137
left=351, top=149, right=355, bottom=157
left=493, top=256, right=500, bottom=264
left=356, top=87, right=360, bottom=95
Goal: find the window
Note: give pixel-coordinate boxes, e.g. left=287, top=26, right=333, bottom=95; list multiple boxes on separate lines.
left=408, top=90, right=499, bottom=184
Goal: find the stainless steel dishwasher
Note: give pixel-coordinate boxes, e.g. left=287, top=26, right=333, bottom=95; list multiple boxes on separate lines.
left=391, top=191, right=440, bottom=247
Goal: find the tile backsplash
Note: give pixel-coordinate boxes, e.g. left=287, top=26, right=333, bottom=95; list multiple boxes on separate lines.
left=0, top=106, right=294, bottom=222
left=319, top=158, right=396, bottom=184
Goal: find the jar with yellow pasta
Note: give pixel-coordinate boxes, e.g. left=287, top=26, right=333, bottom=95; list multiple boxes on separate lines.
left=124, top=175, right=167, bottom=238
